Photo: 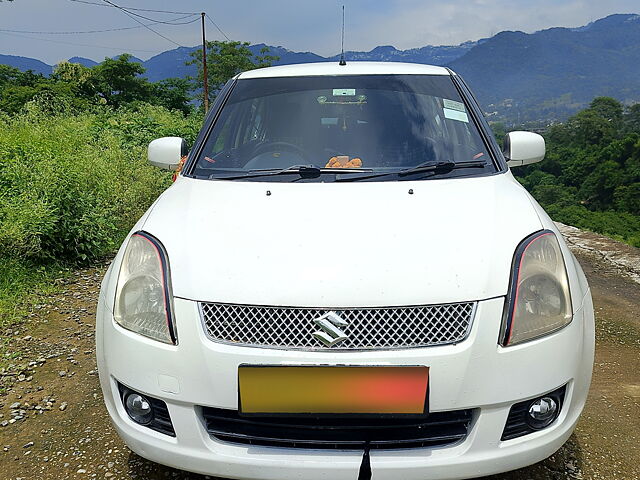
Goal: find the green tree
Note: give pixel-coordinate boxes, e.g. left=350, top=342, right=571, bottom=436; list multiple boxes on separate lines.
left=151, top=78, right=192, bottom=115
left=187, top=41, right=278, bottom=105
left=489, top=121, right=506, bottom=145
left=530, top=184, right=578, bottom=208
left=0, top=85, right=39, bottom=113
left=624, top=103, right=640, bottom=133
left=0, top=65, right=24, bottom=87
left=614, top=183, right=640, bottom=215
left=52, top=61, right=93, bottom=89
left=589, top=97, right=623, bottom=123
left=90, top=54, right=150, bottom=107
left=562, top=109, right=616, bottom=146
left=0, top=68, right=80, bottom=114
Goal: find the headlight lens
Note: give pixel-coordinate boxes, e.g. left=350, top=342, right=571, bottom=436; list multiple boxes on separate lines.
left=114, top=232, right=177, bottom=344
left=501, top=230, right=572, bottom=346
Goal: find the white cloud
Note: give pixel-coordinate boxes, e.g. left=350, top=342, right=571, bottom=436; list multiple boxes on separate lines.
left=339, top=0, right=639, bottom=53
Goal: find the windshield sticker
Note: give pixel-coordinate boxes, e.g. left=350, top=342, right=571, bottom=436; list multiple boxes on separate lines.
left=443, top=98, right=466, bottom=112
left=321, top=117, right=339, bottom=125
left=333, top=88, right=356, bottom=96
left=443, top=108, right=469, bottom=123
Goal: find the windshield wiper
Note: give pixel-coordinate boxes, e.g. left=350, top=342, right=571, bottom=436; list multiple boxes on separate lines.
left=212, top=165, right=373, bottom=180
left=335, top=160, right=487, bottom=182
left=398, top=160, right=487, bottom=176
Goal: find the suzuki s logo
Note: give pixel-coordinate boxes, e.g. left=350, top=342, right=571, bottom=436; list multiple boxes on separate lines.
left=312, top=312, right=349, bottom=347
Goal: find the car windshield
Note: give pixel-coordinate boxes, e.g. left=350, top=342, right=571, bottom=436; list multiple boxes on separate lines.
left=191, top=74, right=494, bottom=181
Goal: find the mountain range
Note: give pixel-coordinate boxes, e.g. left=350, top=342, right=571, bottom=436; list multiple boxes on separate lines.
left=2, top=13, right=640, bottom=123
left=451, top=13, right=640, bottom=122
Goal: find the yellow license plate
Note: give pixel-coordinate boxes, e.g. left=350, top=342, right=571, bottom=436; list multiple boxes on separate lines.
left=238, top=365, right=429, bottom=414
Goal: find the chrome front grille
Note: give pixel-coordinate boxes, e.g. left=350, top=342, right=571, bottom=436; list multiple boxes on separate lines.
left=199, top=301, right=476, bottom=350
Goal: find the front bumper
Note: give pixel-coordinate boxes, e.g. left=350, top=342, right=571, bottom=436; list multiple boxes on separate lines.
left=96, top=295, right=594, bottom=480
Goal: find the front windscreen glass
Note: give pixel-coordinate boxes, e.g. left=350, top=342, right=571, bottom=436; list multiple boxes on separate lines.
left=191, top=74, right=494, bottom=181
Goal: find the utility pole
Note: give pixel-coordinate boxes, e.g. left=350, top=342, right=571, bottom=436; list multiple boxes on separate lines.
left=201, top=12, right=209, bottom=112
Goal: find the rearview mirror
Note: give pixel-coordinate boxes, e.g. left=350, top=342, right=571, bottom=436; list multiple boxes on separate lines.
left=148, top=137, right=187, bottom=170
left=503, top=131, right=545, bottom=167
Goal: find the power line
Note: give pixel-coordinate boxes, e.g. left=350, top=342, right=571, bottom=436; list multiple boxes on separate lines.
left=69, top=0, right=198, bottom=15
left=206, top=14, right=231, bottom=41
left=97, top=8, right=198, bottom=25
left=0, top=30, right=160, bottom=54
left=0, top=26, right=145, bottom=34
left=68, top=0, right=232, bottom=43
left=0, top=15, right=199, bottom=35
left=101, top=0, right=185, bottom=48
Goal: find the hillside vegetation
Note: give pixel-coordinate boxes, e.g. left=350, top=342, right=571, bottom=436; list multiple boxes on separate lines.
left=0, top=100, right=201, bottom=327
left=0, top=56, right=203, bottom=328
left=501, top=97, right=640, bottom=247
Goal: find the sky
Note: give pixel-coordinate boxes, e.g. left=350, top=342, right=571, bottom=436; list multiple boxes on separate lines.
left=1, top=0, right=639, bottom=64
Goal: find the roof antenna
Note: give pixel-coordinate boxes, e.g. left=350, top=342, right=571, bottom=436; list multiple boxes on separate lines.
left=339, top=5, right=347, bottom=65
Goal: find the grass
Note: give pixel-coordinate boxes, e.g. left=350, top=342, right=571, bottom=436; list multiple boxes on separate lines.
left=0, top=258, right=69, bottom=375
left=0, top=259, right=61, bottom=329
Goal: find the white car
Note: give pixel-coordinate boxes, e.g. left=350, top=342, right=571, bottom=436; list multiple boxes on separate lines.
left=96, top=62, right=594, bottom=480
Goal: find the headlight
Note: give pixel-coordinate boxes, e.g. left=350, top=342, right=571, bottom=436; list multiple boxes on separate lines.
left=114, top=232, right=177, bottom=344
left=501, top=230, right=572, bottom=346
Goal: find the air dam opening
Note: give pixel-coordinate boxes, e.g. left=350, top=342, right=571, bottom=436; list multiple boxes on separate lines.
left=201, top=407, right=475, bottom=449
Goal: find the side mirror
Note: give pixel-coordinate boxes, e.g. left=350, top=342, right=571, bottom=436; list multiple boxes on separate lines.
left=503, top=131, right=545, bottom=167
left=148, top=137, right=187, bottom=170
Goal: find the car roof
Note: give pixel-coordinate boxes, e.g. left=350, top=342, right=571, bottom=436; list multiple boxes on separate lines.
left=237, top=61, right=451, bottom=79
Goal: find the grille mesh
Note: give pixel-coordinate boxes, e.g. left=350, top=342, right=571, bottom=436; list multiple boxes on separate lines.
left=199, top=302, right=475, bottom=350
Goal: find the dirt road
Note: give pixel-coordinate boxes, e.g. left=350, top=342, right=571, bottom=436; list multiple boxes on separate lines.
left=1, top=229, right=639, bottom=480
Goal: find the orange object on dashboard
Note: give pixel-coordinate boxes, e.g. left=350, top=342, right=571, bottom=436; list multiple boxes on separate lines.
left=172, top=155, right=187, bottom=182
left=326, top=156, right=363, bottom=168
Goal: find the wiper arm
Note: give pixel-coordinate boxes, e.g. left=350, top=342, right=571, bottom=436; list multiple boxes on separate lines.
left=398, top=160, right=486, bottom=177
left=335, top=160, right=487, bottom=182
left=212, top=165, right=373, bottom=180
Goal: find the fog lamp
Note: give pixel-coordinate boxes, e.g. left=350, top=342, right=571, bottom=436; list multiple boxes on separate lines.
left=527, top=396, right=558, bottom=429
left=125, top=392, right=153, bottom=425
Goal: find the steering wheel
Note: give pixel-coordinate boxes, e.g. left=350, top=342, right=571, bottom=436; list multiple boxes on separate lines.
left=251, top=141, right=307, bottom=159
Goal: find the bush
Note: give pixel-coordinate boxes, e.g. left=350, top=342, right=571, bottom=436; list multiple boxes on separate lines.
left=544, top=204, right=640, bottom=247
left=0, top=98, right=202, bottom=262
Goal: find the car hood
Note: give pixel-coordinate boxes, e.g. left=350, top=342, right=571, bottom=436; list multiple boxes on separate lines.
left=142, top=173, right=542, bottom=307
